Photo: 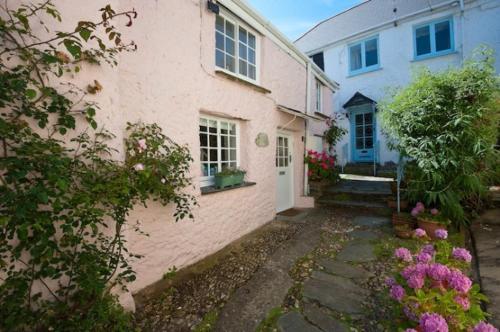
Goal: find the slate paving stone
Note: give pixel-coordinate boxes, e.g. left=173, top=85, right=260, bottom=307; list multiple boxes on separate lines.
left=336, top=242, right=376, bottom=262
left=352, top=216, right=390, bottom=228
left=303, top=278, right=364, bottom=314
left=277, top=311, right=321, bottom=332
left=317, top=259, right=369, bottom=279
left=349, top=229, right=380, bottom=240
left=303, top=303, right=349, bottom=332
left=310, top=271, right=368, bottom=297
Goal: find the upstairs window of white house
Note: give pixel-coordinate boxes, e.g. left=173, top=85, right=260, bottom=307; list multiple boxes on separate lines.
left=199, top=117, right=239, bottom=185
left=315, top=80, right=323, bottom=113
left=215, top=14, right=258, bottom=81
left=348, top=36, right=379, bottom=75
left=414, top=18, right=453, bottom=59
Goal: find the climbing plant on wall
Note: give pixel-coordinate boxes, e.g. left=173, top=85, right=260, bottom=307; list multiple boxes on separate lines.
left=0, top=2, right=195, bottom=330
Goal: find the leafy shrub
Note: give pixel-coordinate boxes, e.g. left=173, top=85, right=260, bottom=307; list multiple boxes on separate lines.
left=0, top=2, right=195, bottom=331
left=386, top=228, right=498, bottom=331
left=381, top=48, right=500, bottom=225
left=323, top=116, right=347, bottom=151
left=215, top=167, right=246, bottom=177
left=305, top=150, right=339, bottom=182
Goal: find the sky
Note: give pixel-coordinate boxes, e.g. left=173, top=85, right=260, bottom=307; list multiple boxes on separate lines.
left=246, top=0, right=363, bottom=41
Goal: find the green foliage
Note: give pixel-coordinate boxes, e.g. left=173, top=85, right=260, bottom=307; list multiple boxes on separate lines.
left=256, top=307, right=284, bottom=332
left=214, top=167, right=246, bottom=177
left=381, top=48, right=500, bottom=224
left=0, top=2, right=194, bottom=331
left=193, top=309, right=219, bottom=332
left=323, top=117, right=347, bottom=150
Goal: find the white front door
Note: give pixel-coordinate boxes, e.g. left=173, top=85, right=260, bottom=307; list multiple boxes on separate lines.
left=276, top=133, right=294, bottom=212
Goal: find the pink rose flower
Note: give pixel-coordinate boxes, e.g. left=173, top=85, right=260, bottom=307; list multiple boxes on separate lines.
left=133, top=163, right=145, bottom=171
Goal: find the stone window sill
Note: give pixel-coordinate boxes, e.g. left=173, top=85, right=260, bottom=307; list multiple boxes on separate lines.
left=201, top=181, right=256, bottom=196
left=215, top=70, right=271, bottom=94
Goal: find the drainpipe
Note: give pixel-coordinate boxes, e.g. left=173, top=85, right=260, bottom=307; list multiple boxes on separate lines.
left=459, top=0, right=465, bottom=65
left=304, top=62, right=312, bottom=196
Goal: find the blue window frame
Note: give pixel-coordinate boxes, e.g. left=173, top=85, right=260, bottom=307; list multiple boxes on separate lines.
left=348, top=36, right=380, bottom=76
left=413, top=17, right=454, bottom=60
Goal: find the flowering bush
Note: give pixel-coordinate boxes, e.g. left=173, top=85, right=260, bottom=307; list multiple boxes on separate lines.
left=411, top=203, right=450, bottom=226
left=386, top=229, right=498, bottom=331
left=305, top=150, right=340, bottom=182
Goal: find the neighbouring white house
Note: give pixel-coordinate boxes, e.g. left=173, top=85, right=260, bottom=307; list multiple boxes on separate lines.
left=295, top=0, right=500, bottom=171
left=36, top=0, right=338, bottom=310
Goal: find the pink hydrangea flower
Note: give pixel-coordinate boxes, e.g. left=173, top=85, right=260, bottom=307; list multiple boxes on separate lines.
left=416, top=252, right=433, bottom=264
left=402, top=263, right=428, bottom=279
left=422, top=244, right=435, bottom=256
left=390, top=284, right=405, bottom=302
left=473, top=322, right=499, bottom=332
left=431, top=208, right=439, bottom=215
left=419, top=313, right=449, bottom=332
left=133, top=163, right=145, bottom=171
left=427, top=263, right=450, bottom=281
left=385, top=277, right=396, bottom=287
left=454, top=295, right=470, bottom=310
left=434, top=229, right=448, bottom=240
left=416, top=202, right=425, bottom=212
left=452, top=247, right=472, bottom=263
left=414, top=228, right=427, bottom=237
left=411, top=208, right=420, bottom=217
left=395, top=247, right=413, bottom=262
left=407, top=274, right=425, bottom=289
left=137, top=138, right=147, bottom=151
left=405, top=329, right=418, bottom=332
left=447, top=269, right=472, bottom=294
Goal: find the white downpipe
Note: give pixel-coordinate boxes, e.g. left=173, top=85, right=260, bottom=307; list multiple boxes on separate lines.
left=305, top=0, right=460, bottom=55
left=304, top=62, right=312, bottom=196
left=459, top=0, right=466, bottom=64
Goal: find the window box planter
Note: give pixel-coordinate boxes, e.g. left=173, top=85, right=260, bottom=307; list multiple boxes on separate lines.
left=214, top=170, right=245, bottom=189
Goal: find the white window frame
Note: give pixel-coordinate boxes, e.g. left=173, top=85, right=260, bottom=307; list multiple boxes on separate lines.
left=215, top=10, right=260, bottom=84
left=315, top=79, right=323, bottom=113
left=199, top=116, right=241, bottom=187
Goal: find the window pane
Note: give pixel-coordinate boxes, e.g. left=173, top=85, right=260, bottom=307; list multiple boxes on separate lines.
left=349, top=44, right=362, bottom=71
left=239, top=43, right=247, bottom=60
left=216, top=50, right=224, bottom=68
left=356, top=126, right=364, bottom=137
left=226, top=55, right=235, bottom=72
left=200, top=133, right=208, bottom=147
left=239, top=59, right=247, bottom=76
left=216, top=32, right=224, bottom=51
left=365, top=126, right=373, bottom=136
left=221, top=136, right=228, bottom=147
left=230, top=149, right=236, bottom=160
left=202, top=163, right=209, bottom=176
left=229, top=162, right=237, bottom=168
left=355, top=114, right=363, bottom=126
left=209, top=164, right=218, bottom=176
left=356, top=138, right=364, bottom=149
left=365, top=38, right=378, bottom=67
left=248, top=49, right=255, bottom=64
left=248, top=33, right=256, bottom=49
left=230, top=136, right=236, bottom=148
left=226, top=21, right=234, bottom=38
left=416, top=26, right=431, bottom=55
left=226, top=38, right=235, bottom=55
left=365, top=137, right=373, bottom=148
left=249, top=65, right=256, bottom=80
left=230, top=124, right=236, bottom=135
left=435, top=21, right=451, bottom=52
left=221, top=149, right=228, bottom=161
left=221, top=162, right=229, bottom=171
left=209, top=134, right=217, bottom=147
left=239, top=27, right=247, bottom=43
left=216, top=16, right=224, bottom=33
left=209, top=149, right=218, bottom=161
left=364, top=113, right=373, bottom=124
left=201, top=148, right=208, bottom=161
left=209, top=120, right=217, bottom=133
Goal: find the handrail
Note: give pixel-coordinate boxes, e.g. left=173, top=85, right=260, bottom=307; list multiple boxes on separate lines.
left=396, top=155, right=407, bottom=213
left=341, top=143, right=348, bottom=173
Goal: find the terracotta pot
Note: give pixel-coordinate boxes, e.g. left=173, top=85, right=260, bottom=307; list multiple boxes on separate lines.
left=417, top=217, right=447, bottom=240
left=394, top=226, right=413, bottom=239
left=392, top=212, right=416, bottom=228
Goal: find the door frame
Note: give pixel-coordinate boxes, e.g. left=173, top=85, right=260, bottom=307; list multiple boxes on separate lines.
left=349, top=104, right=377, bottom=163
left=276, top=131, right=294, bottom=213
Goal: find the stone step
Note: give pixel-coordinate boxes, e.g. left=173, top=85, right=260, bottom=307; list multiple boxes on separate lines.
left=320, top=192, right=391, bottom=203
left=317, top=198, right=389, bottom=209
left=341, top=164, right=397, bottom=178
left=327, top=179, right=392, bottom=195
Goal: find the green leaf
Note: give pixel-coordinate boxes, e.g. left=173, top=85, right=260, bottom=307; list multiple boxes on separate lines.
left=79, top=28, right=91, bottom=42
left=63, top=39, right=81, bottom=59
left=26, top=89, right=37, bottom=100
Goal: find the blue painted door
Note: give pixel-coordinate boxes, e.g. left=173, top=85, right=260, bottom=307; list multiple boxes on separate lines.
left=351, top=107, right=375, bottom=162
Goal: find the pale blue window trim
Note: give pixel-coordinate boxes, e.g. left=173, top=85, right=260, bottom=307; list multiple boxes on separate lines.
left=413, top=17, right=455, bottom=61
left=347, top=35, right=380, bottom=77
